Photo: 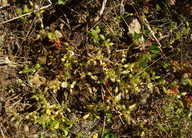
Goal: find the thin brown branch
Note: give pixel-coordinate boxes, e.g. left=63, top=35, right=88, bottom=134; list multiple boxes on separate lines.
left=102, top=18, right=121, bottom=42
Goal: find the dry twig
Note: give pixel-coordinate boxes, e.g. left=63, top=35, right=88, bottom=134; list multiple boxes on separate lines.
left=0, top=55, right=22, bottom=68
left=94, top=0, right=107, bottom=22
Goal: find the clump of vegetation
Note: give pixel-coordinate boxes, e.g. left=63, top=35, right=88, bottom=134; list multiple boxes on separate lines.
left=0, top=0, right=191, bottom=137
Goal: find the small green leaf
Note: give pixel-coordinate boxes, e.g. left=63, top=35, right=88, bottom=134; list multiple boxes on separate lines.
left=17, top=8, right=23, bottom=15
left=186, top=21, right=189, bottom=28
left=114, top=93, right=121, bottom=103
left=23, top=5, right=29, bottom=13
left=156, top=4, right=161, bottom=11
left=134, top=32, right=141, bottom=39
left=187, top=112, right=191, bottom=120
left=139, top=57, right=147, bottom=69
left=147, top=82, right=153, bottom=90
left=149, top=43, right=160, bottom=54
left=154, top=86, right=160, bottom=94
left=129, top=104, right=136, bottom=111
left=106, top=112, right=112, bottom=122
left=142, top=26, right=148, bottom=35
left=162, top=62, right=169, bottom=68
left=63, top=129, right=68, bottom=136
left=123, top=111, right=131, bottom=124
left=162, top=86, right=167, bottom=93
left=29, top=1, right=34, bottom=7
left=156, top=123, right=167, bottom=132
left=100, top=34, right=105, bottom=40
left=95, top=26, right=100, bottom=34
left=154, top=76, right=160, bottom=79
left=178, top=100, right=184, bottom=108
left=21, top=83, right=26, bottom=87
left=58, top=0, right=66, bottom=5
left=103, top=129, right=114, bottom=138
left=35, top=63, right=41, bottom=70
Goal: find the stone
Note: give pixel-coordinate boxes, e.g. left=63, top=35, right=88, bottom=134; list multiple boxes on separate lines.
left=125, top=16, right=144, bottom=49
left=126, top=16, right=141, bottom=39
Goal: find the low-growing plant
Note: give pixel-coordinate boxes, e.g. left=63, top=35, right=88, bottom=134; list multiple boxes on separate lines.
left=26, top=90, right=73, bottom=136
left=3, top=0, right=192, bottom=137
